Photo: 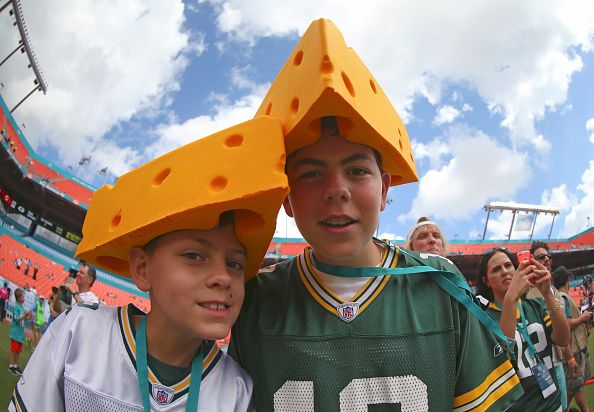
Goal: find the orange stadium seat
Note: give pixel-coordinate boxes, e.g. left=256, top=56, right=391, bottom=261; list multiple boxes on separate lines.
left=0, top=234, right=150, bottom=311
left=277, top=242, right=307, bottom=256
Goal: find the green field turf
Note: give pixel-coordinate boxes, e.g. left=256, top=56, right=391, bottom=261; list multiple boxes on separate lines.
left=1, top=320, right=33, bottom=408
left=0, top=318, right=592, bottom=409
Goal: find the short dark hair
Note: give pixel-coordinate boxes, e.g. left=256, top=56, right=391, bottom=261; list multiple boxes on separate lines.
left=552, top=266, right=570, bottom=289
left=287, top=116, right=383, bottom=171
left=529, top=241, right=549, bottom=255
left=475, top=247, right=517, bottom=302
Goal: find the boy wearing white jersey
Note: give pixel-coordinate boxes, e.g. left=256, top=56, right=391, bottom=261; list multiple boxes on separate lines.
left=10, top=117, right=289, bottom=411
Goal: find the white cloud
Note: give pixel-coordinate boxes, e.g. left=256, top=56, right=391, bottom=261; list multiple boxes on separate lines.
left=433, top=105, right=460, bottom=126
left=378, top=232, right=404, bottom=241
left=587, top=118, right=594, bottom=143
left=148, top=88, right=265, bottom=159
left=462, top=103, right=473, bottom=112
left=188, top=31, right=208, bottom=57
left=403, top=126, right=531, bottom=221
left=0, top=0, right=190, bottom=171
left=541, top=183, right=575, bottom=212
left=559, top=160, right=594, bottom=236
left=411, top=138, right=450, bottom=169
left=204, top=0, right=594, bottom=152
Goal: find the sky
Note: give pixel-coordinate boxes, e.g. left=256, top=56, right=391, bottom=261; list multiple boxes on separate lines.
left=0, top=0, right=593, bottom=242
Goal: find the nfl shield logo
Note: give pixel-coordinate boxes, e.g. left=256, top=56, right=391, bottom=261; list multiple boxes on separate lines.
left=337, top=302, right=360, bottom=322
left=152, top=384, right=175, bottom=406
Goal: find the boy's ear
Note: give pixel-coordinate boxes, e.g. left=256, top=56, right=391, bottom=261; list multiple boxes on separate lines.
left=128, top=247, right=151, bottom=292
left=379, top=171, right=391, bottom=211
left=282, top=196, right=295, bottom=218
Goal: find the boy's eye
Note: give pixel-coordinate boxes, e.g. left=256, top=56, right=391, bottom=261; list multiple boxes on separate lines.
left=227, top=260, right=245, bottom=271
left=348, top=167, right=370, bottom=176
left=296, top=169, right=321, bottom=180
left=182, top=252, right=205, bottom=262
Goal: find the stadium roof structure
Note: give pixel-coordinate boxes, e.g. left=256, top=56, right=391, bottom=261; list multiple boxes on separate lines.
left=0, top=0, right=47, bottom=112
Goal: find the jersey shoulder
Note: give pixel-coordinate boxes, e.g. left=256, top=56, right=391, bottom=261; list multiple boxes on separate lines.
left=246, top=258, right=297, bottom=296
left=53, top=303, right=119, bottom=335
left=395, top=246, right=461, bottom=275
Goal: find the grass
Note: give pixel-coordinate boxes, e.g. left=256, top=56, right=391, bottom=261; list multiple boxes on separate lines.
left=0, top=318, right=592, bottom=409
left=0, top=320, right=33, bottom=408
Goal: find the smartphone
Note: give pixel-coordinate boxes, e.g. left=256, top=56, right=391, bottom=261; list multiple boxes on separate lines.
left=516, top=250, right=532, bottom=264
left=517, top=250, right=535, bottom=284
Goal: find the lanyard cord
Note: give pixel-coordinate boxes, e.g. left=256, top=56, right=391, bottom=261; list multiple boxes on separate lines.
left=311, top=247, right=514, bottom=353
left=517, top=303, right=539, bottom=360
left=135, top=317, right=203, bottom=411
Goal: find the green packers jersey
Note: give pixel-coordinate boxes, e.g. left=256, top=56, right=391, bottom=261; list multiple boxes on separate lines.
left=484, top=298, right=561, bottom=412
left=230, top=242, right=523, bottom=411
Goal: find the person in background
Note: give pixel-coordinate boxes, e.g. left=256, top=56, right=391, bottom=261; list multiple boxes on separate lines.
left=67, top=261, right=99, bottom=304
left=525, top=240, right=569, bottom=409
left=476, top=247, right=570, bottom=411
left=405, top=216, right=448, bottom=257
left=552, top=266, right=592, bottom=412
left=0, top=282, right=8, bottom=321
left=32, top=297, right=46, bottom=350
left=8, top=289, right=32, bottom=376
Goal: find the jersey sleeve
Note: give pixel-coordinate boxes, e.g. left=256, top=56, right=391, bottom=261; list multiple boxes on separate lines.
left=9, top=308, right=79, bottom=411
left=452, top=303, right=524, bottom=411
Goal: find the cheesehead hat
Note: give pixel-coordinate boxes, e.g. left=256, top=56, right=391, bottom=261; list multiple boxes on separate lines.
left=75, top=116, right=289, bottom=281
left=255, top=18, right=418, bottom=186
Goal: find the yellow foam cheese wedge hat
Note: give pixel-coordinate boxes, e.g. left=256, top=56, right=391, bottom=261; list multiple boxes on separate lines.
left=75, top=116, right=289, bottom=281
left=255, top=18, right=418, bottom=186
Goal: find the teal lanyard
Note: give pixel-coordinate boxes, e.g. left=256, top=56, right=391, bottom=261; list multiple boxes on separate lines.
left=311, top=247, right=514, bottom=353
left=135, top=317, right=203, bottom=411
left=517, top=302, right=539, bottom=361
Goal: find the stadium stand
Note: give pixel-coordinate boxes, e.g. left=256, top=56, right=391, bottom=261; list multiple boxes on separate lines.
left=1, top=96, right=94, bottom=208
left=0, top=232, right=150, bottom=310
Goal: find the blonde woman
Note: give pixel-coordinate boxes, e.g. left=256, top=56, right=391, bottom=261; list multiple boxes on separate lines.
left=405, top=216, right=448, bottom=257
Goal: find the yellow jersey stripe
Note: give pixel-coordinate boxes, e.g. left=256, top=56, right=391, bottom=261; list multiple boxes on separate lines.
left=359, top=276, right=390, bottom=312
left=469, top=372, right=521, bottom=411
left=304, top=250, right=346, bottom=304
left=297, top=256, right=336, bottom=314
left=453, top=360, right=515, bottom=407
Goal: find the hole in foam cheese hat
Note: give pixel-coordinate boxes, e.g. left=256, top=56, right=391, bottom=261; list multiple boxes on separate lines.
left=256, top=18, right=418, bottom=186
left=75, top=116, right=289, bottom=282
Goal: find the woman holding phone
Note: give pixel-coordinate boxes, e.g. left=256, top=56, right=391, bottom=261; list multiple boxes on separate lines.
left=476, top=247, right=570, bottom=411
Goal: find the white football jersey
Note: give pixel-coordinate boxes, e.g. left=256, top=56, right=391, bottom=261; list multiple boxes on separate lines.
left=10, top=304, right=253, bottom=411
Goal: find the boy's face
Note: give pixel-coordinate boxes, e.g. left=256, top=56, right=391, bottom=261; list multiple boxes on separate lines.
left=283, top=133, right=390, bottom=266
left=16, top=293, right=24, bottom=303
left=136, top=225, right=246, bottom=341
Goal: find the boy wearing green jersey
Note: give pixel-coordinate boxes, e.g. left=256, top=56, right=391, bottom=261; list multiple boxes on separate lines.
left=229, top=119, right=524, bottom=411
left=229, top=18, right=524, bottom=412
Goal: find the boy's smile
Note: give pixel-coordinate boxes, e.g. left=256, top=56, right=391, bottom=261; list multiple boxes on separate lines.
left=284, top=133, right=390, bottom=267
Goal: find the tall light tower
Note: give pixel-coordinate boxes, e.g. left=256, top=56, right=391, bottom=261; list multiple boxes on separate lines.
left=482, top=201, right=560, bottom=240
left=0, top=0, right=47, bottom=112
